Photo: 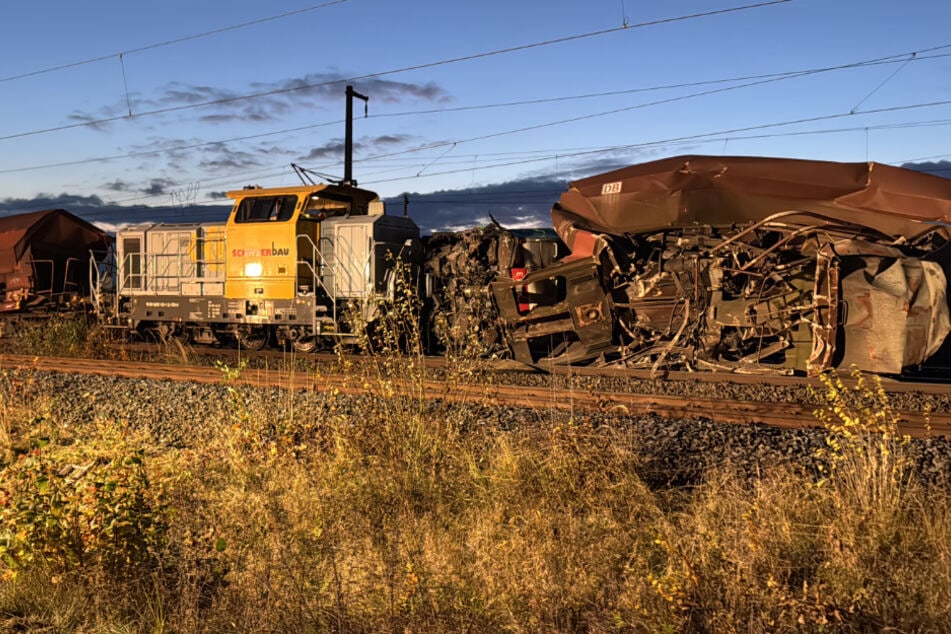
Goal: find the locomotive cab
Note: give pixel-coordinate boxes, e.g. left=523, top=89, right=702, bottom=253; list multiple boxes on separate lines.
left=224, top=183, right=380, bottom=301
left=223, top=182, right=419, bottom=349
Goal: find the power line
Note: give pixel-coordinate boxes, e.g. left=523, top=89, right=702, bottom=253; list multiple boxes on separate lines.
left=348, top=61, right=951, bottom=168
left=4, top=44, right=947, bottom=177
left=76, top=110, right=951, bottom=211
left=0, top=0, right=352, bottom=84
left=0, top=0, right=795, bottom=143
left=13, top=105, right=947, bottom=218
left=363, top=99, right=951, bottom=186
left=84, top=110, right=951, bottom=208
left=376, top=45, right=951, bottom=121
left=0, top=121, right=341, bottom=175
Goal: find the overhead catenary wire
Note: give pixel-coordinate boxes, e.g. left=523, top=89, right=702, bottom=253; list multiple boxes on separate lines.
left=349, top=77, right=951, bottom=172
left=48, top=107, right=951, bottom=214
left=9, top=107, right=950, bottom=218
left=2, top=44, right=948, bottom=177
left=76, top=105, right=951, bottom=210
left=0, top=0, right=796, bottom=144
left=362, top=99, right=951, bottom=186
left=849, top=53, right=917, bottom=114
left=0, top=0, right=352, bottom=85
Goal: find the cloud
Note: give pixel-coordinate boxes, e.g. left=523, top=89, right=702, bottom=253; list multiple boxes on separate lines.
left=159, top=83, right=234, bottom=106
left=65, top=110, right=121, bottom=131
left=247, top=74, right=451, bottom=105
left=0, top=193, right=108, bottom=213
left=103, top=179, right=131, bottom=192
left=903, top=160, right=951, bottom=179
left=299, top=133, right=415, bottom=163
left=141, top=178, right=176, bottom=196
left=388, top=177, right=567, bottom=234
left=0, top=177, right=560, bottom=236
left=197, top=149, right=267, bottom=171
left=67, top=73, right=455, bottom=127
left=302, top=140, right=346, bottom=162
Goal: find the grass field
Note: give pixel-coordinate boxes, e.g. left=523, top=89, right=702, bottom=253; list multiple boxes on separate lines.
left=0, top=321, right=949, bottom=632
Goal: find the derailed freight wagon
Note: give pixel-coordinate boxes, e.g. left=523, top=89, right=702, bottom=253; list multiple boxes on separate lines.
left=492, top=155, right=951, bottom=376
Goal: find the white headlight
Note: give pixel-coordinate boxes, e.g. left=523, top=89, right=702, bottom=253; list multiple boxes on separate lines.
left=245, top=262, right=263, bottom=277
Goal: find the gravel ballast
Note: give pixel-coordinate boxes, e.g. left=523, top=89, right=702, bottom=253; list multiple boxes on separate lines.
left=8, top=369, right=951, bottom=488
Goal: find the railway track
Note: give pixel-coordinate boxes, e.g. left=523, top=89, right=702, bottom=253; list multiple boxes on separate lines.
left=1, top=353, right=948, bottom=439
left=102, top=341, right=951, bottom=390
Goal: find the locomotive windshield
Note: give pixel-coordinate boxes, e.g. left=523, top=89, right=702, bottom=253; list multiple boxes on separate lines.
left=234, top=195, right=297, bottom=223
left=302, top=192, right=354, bottom=220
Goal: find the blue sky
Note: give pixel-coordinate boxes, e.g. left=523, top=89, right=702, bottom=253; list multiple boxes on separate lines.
left=0, top=0, right=949, bottom=230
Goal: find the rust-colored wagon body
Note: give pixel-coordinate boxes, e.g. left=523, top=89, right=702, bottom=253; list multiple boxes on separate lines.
left=0, top=209, right=110, bottom=315
left=493, top=156, right=951, bottom=375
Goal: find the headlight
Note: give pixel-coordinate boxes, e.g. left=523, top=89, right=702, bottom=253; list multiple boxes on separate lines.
left=245, top=262, right=263, bottom=277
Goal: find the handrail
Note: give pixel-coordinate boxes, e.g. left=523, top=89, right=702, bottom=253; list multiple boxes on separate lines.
left=63, top=257, right=80, bottom=292
left=296, top=232, right=334, bottom=330
left=296, top=230, right=374, bottom=335
left=118, top=233, right=226, bottom=293
left=89, top=250, right=112, bottom=317
left=89, top=251, right=100, bottom=314
left=29, top=259, right=54, bottom=296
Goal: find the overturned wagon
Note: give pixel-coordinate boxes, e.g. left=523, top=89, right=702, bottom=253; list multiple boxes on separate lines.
left=492, top=156, right=951, bottom=376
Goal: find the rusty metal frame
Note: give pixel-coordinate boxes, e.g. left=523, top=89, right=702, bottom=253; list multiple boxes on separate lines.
left=491, top=256, right=614, bottom=366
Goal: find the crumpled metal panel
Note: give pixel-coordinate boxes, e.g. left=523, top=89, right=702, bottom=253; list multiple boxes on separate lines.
left=511, top=155, right=951, bottom=374
left=491, top=256, right=615, bottom=366
left=833, top=240, right=950, bottom=373
left=553, top=155, right=951, bottom=257
left=422, top=225, right=567, bottom=358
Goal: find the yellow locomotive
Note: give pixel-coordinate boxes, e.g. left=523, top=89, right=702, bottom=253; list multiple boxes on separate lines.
left=105, top=181, right=419, bottom=351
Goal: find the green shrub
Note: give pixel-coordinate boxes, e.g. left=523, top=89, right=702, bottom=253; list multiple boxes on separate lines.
left=0, top=445, right=167, bottom=578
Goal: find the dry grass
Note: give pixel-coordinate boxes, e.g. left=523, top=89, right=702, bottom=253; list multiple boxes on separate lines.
left=0, top=322, right=950, bottom=632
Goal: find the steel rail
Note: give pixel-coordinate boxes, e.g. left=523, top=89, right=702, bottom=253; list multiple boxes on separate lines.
left=105, top=341, right=951, bottom=396
left=0, top=354, right=946, bottom=439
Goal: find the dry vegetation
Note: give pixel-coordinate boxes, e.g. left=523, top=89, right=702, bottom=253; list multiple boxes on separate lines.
left=0, top=315, right=949, bottom=632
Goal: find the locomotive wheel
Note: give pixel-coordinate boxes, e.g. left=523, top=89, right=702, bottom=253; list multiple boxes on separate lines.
left=291, top=335, right=318, bottom=353
left=171, top=326, right=191, bottom=345
left=235, top=326, right=268, bottom=351
left=155, top=322, right=189, bottom=345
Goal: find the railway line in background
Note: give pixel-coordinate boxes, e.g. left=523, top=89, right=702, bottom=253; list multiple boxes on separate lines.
left=2, top=352, right=948, bottom=439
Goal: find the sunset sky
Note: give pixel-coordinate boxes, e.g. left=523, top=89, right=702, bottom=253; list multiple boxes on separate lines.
left=1, top=0, right=949, bottom=230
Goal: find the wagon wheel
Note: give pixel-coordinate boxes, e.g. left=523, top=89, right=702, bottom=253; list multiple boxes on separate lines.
left=155, top=322, right=189, bottom=345
left=171, top=325, right=191, bottom=345
left=235, top=325, right=268, bottom=351
left=291, top=335, right=318, bottom=353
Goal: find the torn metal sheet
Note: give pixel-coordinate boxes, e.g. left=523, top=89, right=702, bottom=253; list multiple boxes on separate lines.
left=498, top=156, right=951, bottom=375
left=491, top=256, right=614, bottom=366
left=553, top=155, right=951, bottom=258
left=833, top=240, right=950, bottom=374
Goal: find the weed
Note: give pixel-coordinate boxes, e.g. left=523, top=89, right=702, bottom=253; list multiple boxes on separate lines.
left=0, top=443, right=166, bottom=578
left=1, top=319, right=950, bottom=631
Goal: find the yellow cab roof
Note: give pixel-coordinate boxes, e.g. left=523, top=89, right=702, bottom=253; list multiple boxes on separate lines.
left=225, top=183, right=380, bottom=202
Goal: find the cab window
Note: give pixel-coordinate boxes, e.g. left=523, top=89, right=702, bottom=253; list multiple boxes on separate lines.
left=235, top=195, right=297, bottom=223
left=303, top=193, right=351, bottom=220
